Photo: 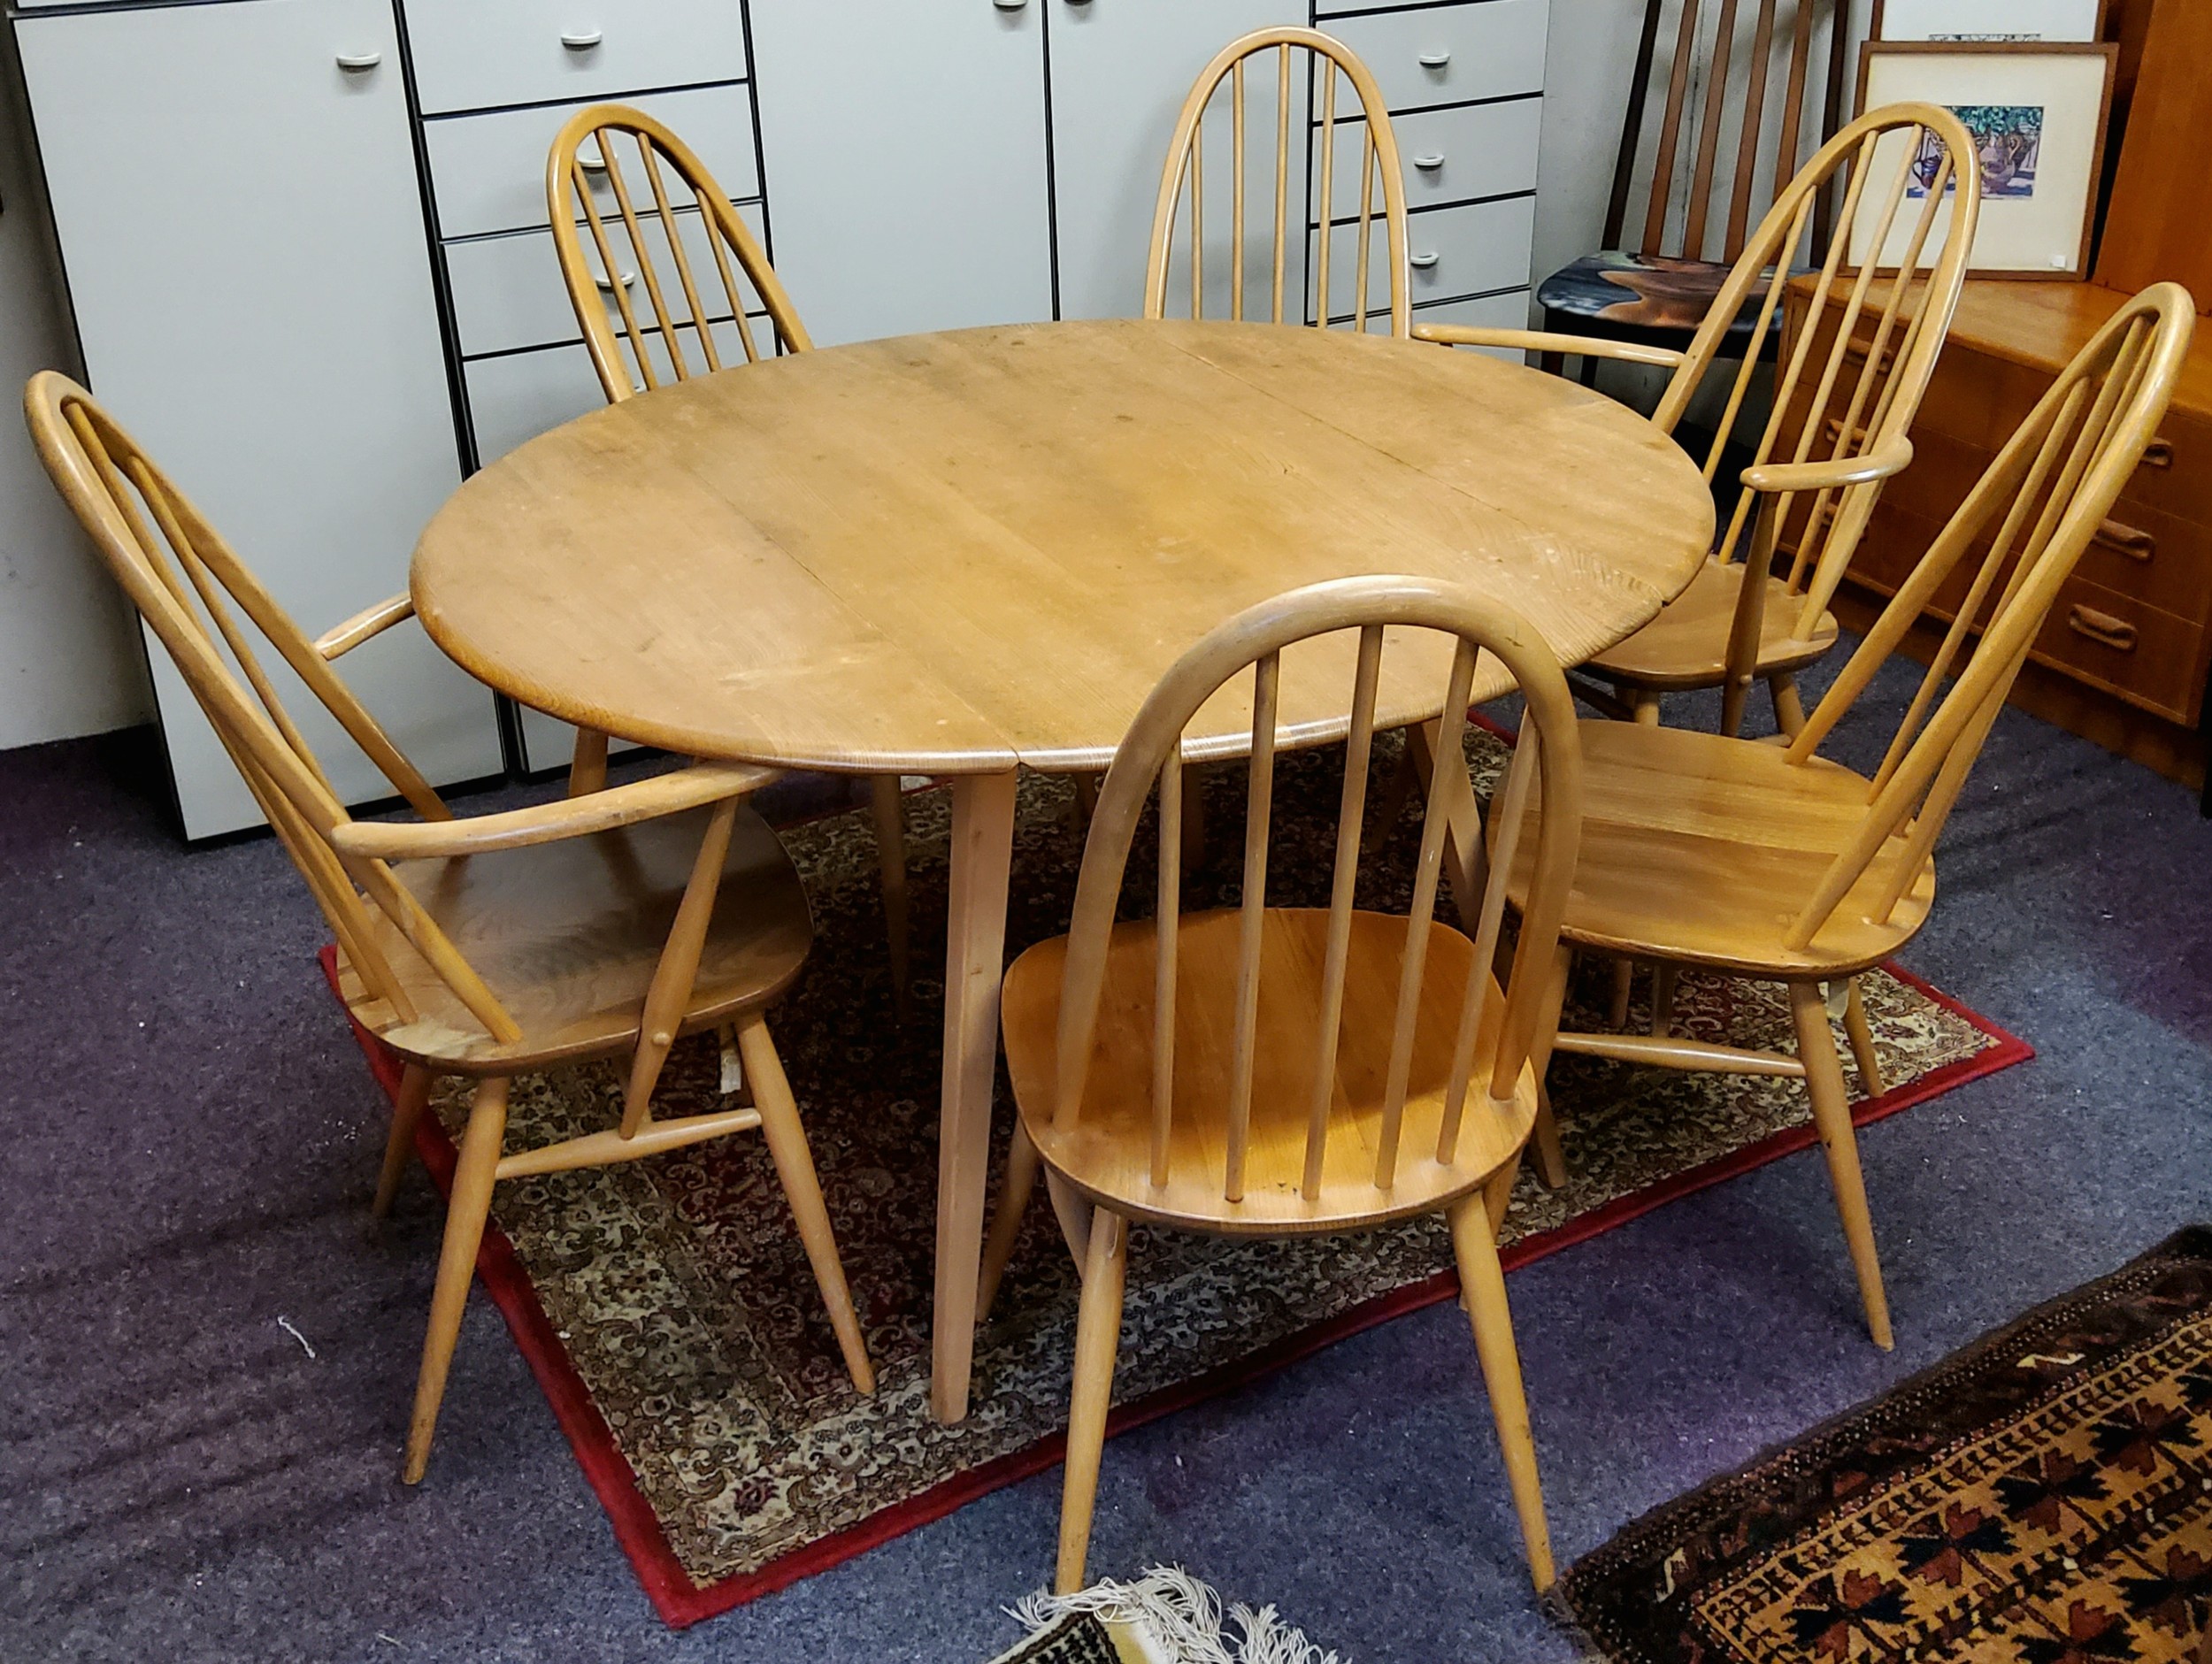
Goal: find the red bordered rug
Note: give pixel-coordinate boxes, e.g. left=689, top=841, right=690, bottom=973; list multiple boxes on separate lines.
left=326, top=739, right=2031, bottom=1628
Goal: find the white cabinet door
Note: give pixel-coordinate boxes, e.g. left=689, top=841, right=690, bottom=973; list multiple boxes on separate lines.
left=1048, top=0, right=1306, bottom=321
left=18, top=0, right=499, bottom=839
left=748, top=0, right=1055, bottom=348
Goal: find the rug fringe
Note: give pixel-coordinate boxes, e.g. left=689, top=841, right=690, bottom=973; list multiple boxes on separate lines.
left=1010, top=1566, right=1342, bottom=1664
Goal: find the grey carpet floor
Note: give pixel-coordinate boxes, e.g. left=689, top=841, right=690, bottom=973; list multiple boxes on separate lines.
left=4, top=650, right=2209, bottom=1663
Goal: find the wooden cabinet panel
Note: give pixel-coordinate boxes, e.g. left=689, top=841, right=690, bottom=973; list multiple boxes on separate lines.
left=17, top=0, right=502, bottom=837
left=2037, top=574, right=2204, bottom=724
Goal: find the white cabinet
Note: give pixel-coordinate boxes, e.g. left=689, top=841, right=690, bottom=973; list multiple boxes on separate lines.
left=1046, top=0, right=1307, bottom=321
left=747, top=0, right=1055, bottom=348
left=15, top=0, right=503, bottom=838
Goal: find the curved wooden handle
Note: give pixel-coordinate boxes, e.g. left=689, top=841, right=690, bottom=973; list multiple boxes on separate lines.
left=2093, top=518, right=2155, bottom=562
left=2067, top=605, right=2137, bottom=652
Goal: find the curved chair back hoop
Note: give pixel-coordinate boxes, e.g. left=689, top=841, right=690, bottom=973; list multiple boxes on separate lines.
left=1143, top=28, right=1410, bottom=338
left=1052, top=575, right=1584, bottom=1205
left=1652, top=103, right=1979, bottom=614
left=547, top=104, right=811, bottom=403
left=1780, top=284, right=2196, bottom=950
left=22, top=373, right=523, bottom=1044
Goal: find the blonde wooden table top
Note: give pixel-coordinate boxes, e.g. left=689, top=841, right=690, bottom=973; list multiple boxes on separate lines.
left=412, top=318, right=1715, bottom=774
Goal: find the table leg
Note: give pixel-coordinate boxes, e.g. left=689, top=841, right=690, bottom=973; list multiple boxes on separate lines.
left=932, top=769, right=1020, bottom=1424
left=1405, top=716, right=1489, bottom=922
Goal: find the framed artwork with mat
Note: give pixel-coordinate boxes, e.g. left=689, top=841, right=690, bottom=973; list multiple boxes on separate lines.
left=1871, top=0, right=2106, bottom=42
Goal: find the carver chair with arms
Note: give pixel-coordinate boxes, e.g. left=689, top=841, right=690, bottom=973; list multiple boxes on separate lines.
left=26, top=372, right=874, bottom=1484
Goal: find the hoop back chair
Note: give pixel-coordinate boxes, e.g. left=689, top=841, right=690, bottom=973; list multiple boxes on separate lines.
left=26, top=372, right=874, bottom=1482
left=1536, top=0, right=1851, bottom=357
left=548, top=104, right=912, bottom=1017
left=1500, top=283, right=2196, bottom=1351
left=1146, top=29, right=1411, bottom=338
left=1421, top=103, right=1980, bottom=741
left=976, top=575, right=1586, bottom=1594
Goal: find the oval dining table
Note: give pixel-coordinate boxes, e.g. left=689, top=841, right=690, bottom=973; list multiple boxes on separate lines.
left=411, top=316, right=1717, bottom=1424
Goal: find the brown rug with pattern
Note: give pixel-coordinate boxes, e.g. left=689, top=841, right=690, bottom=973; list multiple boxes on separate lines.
left=1562, top=1228, right=2212, bottom=1664
left=334, top=730, right=2030, bottom=1625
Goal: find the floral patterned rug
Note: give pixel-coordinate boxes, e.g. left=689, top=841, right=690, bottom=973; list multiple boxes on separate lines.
left=334, top=730, right=2030, bottom=1626
left=1561, top=1228, right=2212, bottom=1664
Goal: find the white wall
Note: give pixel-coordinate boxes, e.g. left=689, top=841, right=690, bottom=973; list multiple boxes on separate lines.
left=0, top=51, right=150, bottom=751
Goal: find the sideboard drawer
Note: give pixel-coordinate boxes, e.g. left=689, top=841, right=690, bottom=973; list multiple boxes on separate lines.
left=1311, top=195, right=1534, bottom=322
left=426, top=81, right=760, bottom=241
left=1325, top=0, right=1548, bottom=112
left=446, top=200, right=768, bottom=357
left=404, top=0, right=748, bottom=117
left=1314, top=96, right=1540, bottom=219
left=2033, top=576, right=2203, bottom=724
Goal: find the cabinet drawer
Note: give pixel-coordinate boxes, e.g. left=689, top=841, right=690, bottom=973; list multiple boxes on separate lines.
left=1311, top=195, right=1534, bottom=323
left=1323, top=1, right=1548, bottom=112
left=425, top=81, right=759, bottom=241
left=2033, top=576, right=2204, bottom=724
left=446, top=200, right=768, bottom=357
left=404, top=0, right=748, bottom=117
left=1314, top=96, right=1540, bottom=220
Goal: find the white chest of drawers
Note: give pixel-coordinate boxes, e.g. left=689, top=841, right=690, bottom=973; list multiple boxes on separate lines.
left=8, top=0, right=1548, bottom=816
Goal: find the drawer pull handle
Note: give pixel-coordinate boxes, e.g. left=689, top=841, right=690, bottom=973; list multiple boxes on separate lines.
left=560, top=29, right=603, bottom=50
left=334, top=50, right=381, bottom=71
left=2140, top=436, right=2174, bottom=471
left=1412, top=153, right=1446, bottom=171
left=596, top=270, right=637, bottom=291
left=2093, top=518, right=2155, bottom=563
left=1418, top=50, right=1452, bottom=68
left=2067, top=606, right=2137, bottom=652
left=578, top=146, right=608, bottom=173
left=994, top=0, right=1028, bottom=9
left=1409, top=251, right=1440, bottom=270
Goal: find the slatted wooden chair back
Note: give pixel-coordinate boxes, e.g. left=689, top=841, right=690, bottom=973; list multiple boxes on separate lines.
left=1051, top=576, right=1584, bottom=1204
left=1653, top=104, right=1979, bottom=628
left=1609, top=0, right=1849, bottom=265
left=1145, top=28, right=1410, bottom=338
left=1783, top=283, right=2194, bottom=949
left=548, top=104, right=810, bottom=403
left=23, top=372, right=533, bottom=1048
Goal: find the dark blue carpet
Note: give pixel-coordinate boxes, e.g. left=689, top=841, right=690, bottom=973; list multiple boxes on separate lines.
left=3, top=649, right=2208, bottom=1662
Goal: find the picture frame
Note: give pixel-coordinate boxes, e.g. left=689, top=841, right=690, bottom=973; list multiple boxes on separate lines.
left=1853, top=42, right=2118, bottom=280
left=1870, top=0, right=2106, bottom=43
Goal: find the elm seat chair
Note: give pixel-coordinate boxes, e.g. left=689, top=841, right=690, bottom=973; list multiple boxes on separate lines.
left=974, top=574, right=1587, bottom=1595
left=26, top=372, right=875, bottom=1484
left=546, top=103, right=913, bottom=1018
left=1493, top=283, right=2196, bottom=1353
left=1534, top=0, right=1852, bottom=368
left=1418, top=103, right=1981, bottom=742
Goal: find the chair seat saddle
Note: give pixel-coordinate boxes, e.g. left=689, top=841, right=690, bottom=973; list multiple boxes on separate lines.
left=1001, top=907, right=1536, bottom=1237
left=1588, top=557, right=1841, bottom=689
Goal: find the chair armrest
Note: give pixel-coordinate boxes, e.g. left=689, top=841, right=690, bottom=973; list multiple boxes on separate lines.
left=329, top=762, right=777, bottom=861
left=314, top=593, right=415, bottom=659
left=1409, top=323, right=1687, bottom=371
left=1740, top=435, right=1914, bottom=495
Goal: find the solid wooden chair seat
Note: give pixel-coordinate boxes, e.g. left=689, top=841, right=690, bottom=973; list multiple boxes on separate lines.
left=1586, top=557, right=1839, bottom=689
left=1002, top=908, right=1534, bottom=1236
left=338, top=802, right=811, bottom=1072
left=1499, top=719, right=1933, bottom=978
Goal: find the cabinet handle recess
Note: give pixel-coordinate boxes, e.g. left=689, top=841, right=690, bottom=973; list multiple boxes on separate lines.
left=1413, top=153, right=1446, bottom=170
left=561, top=29, right=603, bottom=50
left=2067, top=605, right=2137, bottom=652
left=1418, top=50, right=1451, bottom=67
left=2140, top=436, right=2175, bottom=471
left=1409, top=251, right=1440, bottom=270
left=334, top=50, right=381, bottom=71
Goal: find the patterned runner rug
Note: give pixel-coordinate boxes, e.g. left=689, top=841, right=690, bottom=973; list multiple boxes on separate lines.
left=1561, top=1227, right=2212, bottom=1664
left=332, top=731, right=2028, bottom=1626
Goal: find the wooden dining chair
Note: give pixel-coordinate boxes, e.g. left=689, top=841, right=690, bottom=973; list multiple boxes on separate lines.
left=547, top=104, right=912, bottom=1016
left=1493, top=284, right=2195, bottom=1352
left=26, top=372, right=874, bottom=1484
left=1534, top=0, right=1852, bottom=364
left=1146, top=28, right=1411, bottom=338
left=1418, top=103, right=1981, bottom=740
left=974, top=573, right=1586, bottom=1594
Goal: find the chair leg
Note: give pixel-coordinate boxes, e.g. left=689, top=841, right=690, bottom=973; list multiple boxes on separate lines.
left=1070, top=771, right=1100, bottom=829
left=977, top=1119, right=1042, bottom=1320
left=1529, top=945, right=1573, bottom=1189
left=1843, top=977, right=1883, bottom=1099
left=1650, top=962, right=1678, bottom=1038
left=1629, top=689, right=1662, bottom=725
left=403, top=1075, right=508, bottom=1484
left=868, top=775, right=912, bottom=1023
left=1788, top=981, right=1893, bottom=1351
left=1448, top=1193, right=1556, bottom=1592
left=1607, top=958, right=1635, bottom=1029
left=1368, top=744, right=1421, bottom=838
left=1769, top=672, right=1808, bottom=737
left=738, top=1017, right=875, bottom=1394
left=1179, top=763, right=1207, bottom=873
left=373, top=1063, right=434, bottom=1220
left=1056, top=1209, right=1129, bottom=1596
left=568, top=726, right=609, bottom=797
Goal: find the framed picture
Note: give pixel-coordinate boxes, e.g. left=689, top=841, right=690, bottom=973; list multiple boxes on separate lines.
left=1853, top=42, right=2118, bottom=278
left=1871, top=0, right=2105, bottom=42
